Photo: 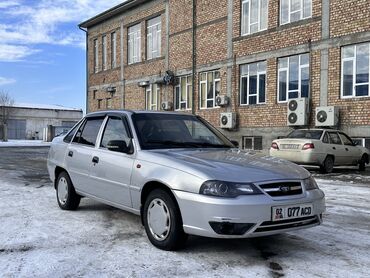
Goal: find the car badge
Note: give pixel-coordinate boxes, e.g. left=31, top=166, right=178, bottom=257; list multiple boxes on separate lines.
left=279, top=185, right=290, bottom=192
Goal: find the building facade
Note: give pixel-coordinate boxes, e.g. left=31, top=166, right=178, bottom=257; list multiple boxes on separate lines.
left=79, top=0, right=370, bottom=151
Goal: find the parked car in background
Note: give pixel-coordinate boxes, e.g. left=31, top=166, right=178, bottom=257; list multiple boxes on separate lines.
left=270, top=129, right=370, bottom=173
left=48, top=111, right=325, bottom=250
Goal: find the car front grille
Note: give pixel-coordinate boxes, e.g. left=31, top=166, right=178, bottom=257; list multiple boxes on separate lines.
left=258, top=182, right=303, bottom=197
left=254, top=216, right=319, bottom=233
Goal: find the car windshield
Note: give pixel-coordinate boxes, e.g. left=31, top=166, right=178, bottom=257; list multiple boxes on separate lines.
left=287, top=130, right=323, bottom=140
left=132, top=113, right=234, bottom=150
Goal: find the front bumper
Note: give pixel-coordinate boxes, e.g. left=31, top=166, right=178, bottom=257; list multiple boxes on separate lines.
left=173, top=189, right=325, bottom=238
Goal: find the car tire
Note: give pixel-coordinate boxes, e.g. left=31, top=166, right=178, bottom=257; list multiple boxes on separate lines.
left=143, top=189, right=187, bottom=251
left=56, top=171, right=81, bottom=210
left=359, top=155, right=367, bottom=171
left=320, top=156, right=334, bottom=174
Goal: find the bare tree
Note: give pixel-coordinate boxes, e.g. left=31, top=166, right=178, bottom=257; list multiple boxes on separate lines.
left=0, top=91, right=15, bottom=142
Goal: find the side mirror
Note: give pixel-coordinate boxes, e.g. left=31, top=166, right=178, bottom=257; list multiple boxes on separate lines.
left=107, top=139, right=133, bottom=154
left=353, top=141, right=358, bottom=146
left=230, top=140, right=239, bottom=148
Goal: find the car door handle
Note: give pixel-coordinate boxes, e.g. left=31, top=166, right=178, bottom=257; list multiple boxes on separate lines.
left=332, top=147, right=336, bottom=150
left=92, top=156, right=99, bottom=164
left=68, top=151, right=73, bottom=157
left=345, top=148, right=349, bottom=151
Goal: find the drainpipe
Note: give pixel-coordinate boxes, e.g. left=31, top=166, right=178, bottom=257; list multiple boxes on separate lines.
left=191, top=0, right=197, bottom=115
left=79, top=26, right=89, bottom=114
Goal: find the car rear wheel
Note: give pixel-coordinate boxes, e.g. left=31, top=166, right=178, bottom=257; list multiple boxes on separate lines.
left=320, top=156, right=334, bottom=174
left=359, top=155, right=368, bottom=171
left=143, top=189, right=187, bottom=250
left=56, top=171, right=81, bottom=210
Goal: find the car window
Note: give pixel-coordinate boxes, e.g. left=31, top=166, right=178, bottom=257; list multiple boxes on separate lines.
left=322, top=132, right=330, bottom=144
left=132, top=113, right=234, bottom=150
left=328, top=132, right=342, bottom=145
left=101, top=117, right=131, bottom=149
left=73, top=117, right=104, bottom=146
left=287, top=130, right=323, bottom=140
left=184, top=120, right=221, bottom=144
left=339, top=133, right=353, bottom=146
left=63, top=122, right=81, bottom=143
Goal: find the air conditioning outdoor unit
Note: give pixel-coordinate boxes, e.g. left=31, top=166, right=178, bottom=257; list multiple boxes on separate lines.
left=215, top=95, right=230, bottom=107
left=287, top=98, right=309, bottom=126
left=220, top=112, right=236, bottom=129
left=161, top=101, right=173, bottom=111
left=315, top=106, right=339, bottom=127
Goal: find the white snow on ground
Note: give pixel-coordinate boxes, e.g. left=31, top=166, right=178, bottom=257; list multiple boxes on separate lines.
left=0, top=140, right=51, bottom=148
left=0, top=174, right=369, bottom=277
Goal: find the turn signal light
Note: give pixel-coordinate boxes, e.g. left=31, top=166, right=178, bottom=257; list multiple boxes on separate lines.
left=302, top=143, right=315, bottom=150
left=271, top=142, right=279, bottom=150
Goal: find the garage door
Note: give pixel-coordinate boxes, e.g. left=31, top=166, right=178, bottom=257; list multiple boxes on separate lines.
left=8, top=119, right=26, bottom=139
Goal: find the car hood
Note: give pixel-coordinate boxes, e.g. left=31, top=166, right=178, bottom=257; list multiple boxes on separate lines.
left=147, top=148, right=310, bottom=182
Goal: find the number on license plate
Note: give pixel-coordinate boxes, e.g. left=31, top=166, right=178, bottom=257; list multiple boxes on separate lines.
left=272, top=204, right=313, bottom=221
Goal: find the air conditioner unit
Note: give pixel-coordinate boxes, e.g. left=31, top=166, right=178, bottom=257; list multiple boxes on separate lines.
left=315, top=106, right=339, bottom=127
left=220, top=112, right=236, bottom=129
left=161, top=101, right=173, bottom=111
left=215, top=95, right=230, bottom=107
left=287, top=98, right=309, bottom=126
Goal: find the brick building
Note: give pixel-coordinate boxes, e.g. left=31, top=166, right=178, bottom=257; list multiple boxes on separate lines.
left=79, top=0, right=370, bottom=150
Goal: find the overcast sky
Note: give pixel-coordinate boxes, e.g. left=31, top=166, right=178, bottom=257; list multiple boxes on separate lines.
left=0, top=0, right=123, bottom=110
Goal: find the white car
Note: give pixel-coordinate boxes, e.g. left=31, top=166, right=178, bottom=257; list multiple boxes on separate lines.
left=270, top=129, right=370, bottom=173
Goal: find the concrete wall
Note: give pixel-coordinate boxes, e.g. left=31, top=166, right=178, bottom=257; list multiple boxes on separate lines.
left=9, top=108, right=83, bottom=140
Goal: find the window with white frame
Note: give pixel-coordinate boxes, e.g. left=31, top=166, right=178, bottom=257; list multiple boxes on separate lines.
left=146, top=84, right=160, bottom=110
left=278, top=53, right=309, bottom=102
left=200, top=71, right=221, bottom=109
left=94, top=39, right=98, bottom=73
left=147, top=16, right=161, bottom=60
left=341, top=42, right=370, bottom=98
left=280, top=0, right=312, bottom=25
left=106, top=98, right=112, bottom=109
left=111, top=32, right=117, bottom=68
left=240, top=61, right=266, bottom=105
left=175, top=76, right=192, bottom=110
left=241, top=0, right=268, bottom=35
left=128, top=24, right=141, bottom=64
left=102, top=35, right=107, bottom=70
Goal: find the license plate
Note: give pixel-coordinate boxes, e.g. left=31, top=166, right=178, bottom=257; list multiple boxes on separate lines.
left=272, top=204, right=313, bottom=221
left=281, top=144, right=300, bottom=149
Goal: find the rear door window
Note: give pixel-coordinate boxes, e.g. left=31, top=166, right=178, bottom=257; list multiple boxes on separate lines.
left=63, top=123, right=81, bottom=143
left=328, top=132, right=342, bottom=145
left=339, top=133, right=353, bottom=146
left=73, top=117, right=104, bottom=147
left=322, top=132, right=330, bottom=144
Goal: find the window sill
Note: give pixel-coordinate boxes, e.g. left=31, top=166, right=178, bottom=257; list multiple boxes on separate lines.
left=239, top=103, right=266, bottom=107
left=340, top=95, right=370, bottom=100
left=126, top=56, right=165, bottom=67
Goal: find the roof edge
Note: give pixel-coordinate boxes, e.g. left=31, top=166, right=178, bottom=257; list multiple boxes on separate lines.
left=79, top=0, right=150, bottom=29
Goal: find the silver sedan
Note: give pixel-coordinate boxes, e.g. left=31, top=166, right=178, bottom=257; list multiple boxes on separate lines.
left=47, top=111, right=325, bottom=250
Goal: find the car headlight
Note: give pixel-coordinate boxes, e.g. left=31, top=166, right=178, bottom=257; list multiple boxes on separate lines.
left=303, top=176, right=319, bottom=191
left=199, top=180, right=262, bottom=198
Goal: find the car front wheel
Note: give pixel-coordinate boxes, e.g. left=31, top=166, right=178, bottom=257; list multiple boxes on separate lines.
left=143, top=189, right=187, bottom=250
left=56, top=171, right=81, bottom=210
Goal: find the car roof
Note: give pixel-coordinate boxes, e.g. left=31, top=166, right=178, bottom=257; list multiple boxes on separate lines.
left=85, top=110, right=194, bottom=118
left=291, top=128, right=341, bottom=132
